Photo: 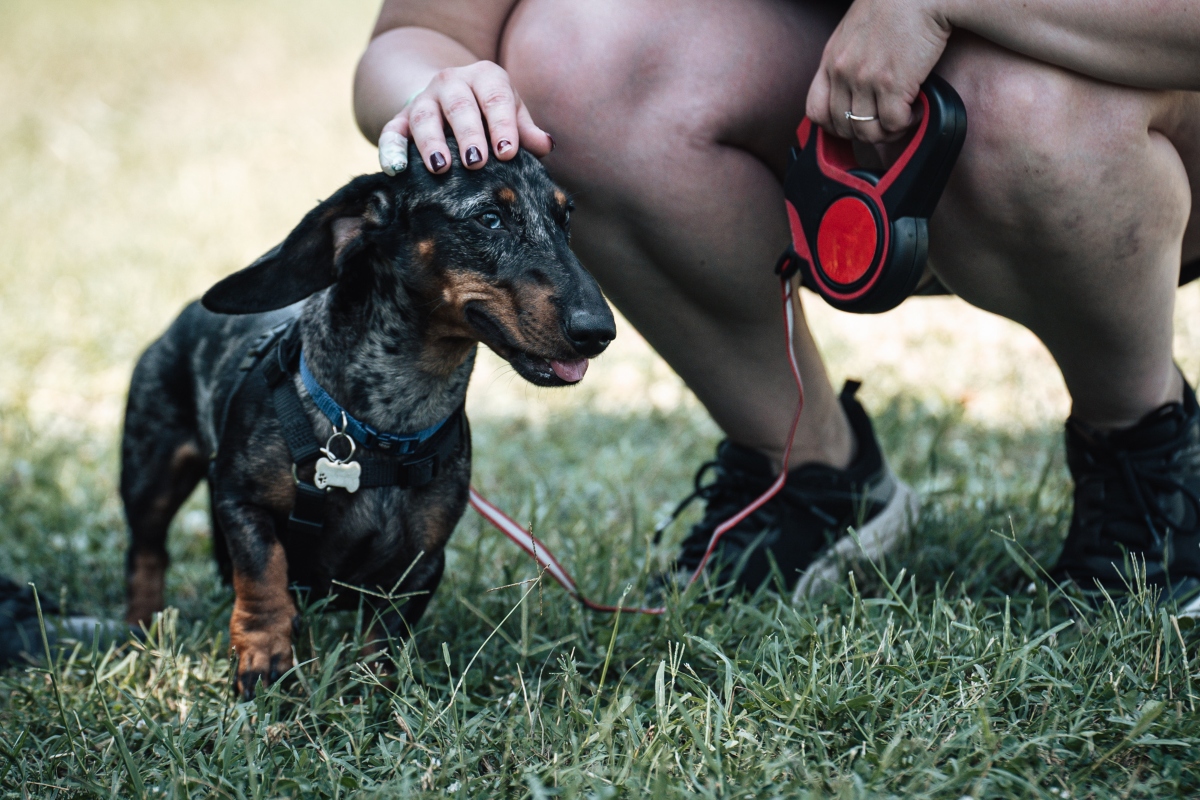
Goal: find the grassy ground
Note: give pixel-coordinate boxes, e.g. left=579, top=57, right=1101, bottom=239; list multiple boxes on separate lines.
left=2, top=0, right=1199, bottom=797
left=4, top=399, right=1200, bottom=798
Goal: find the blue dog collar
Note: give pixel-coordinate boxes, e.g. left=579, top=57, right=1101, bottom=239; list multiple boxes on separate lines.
left=298, top=351, right=450, bottom=454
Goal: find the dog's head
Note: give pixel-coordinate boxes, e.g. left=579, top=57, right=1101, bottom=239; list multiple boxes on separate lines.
left=202, top=143, right=614, bottom=386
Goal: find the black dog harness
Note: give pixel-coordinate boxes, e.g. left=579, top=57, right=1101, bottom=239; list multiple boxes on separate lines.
left=222, top=320, right=465, bottom=538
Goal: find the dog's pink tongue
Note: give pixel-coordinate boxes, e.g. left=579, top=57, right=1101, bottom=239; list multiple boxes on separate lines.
left=550, top=358, right=589, bottom=383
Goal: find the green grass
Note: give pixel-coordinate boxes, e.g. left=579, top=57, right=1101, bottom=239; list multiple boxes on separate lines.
left=2, top=396, right=1199, bottom=798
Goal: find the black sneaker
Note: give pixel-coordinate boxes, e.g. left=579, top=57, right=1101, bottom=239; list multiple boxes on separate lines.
left=0, top=576, right=129, bottom=666
left=1051, top=377, right=1200, bottom=613
left=655, top=381, right=918, bottom=599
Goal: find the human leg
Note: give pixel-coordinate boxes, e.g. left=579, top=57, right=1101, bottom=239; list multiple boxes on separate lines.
left=501, top=0, right=920, bottom=596
left=931, top=34, right=1198, bottom=430
left=503, top=0, right=853, bottom=470
left=929, top=35, right=1200, bottom=603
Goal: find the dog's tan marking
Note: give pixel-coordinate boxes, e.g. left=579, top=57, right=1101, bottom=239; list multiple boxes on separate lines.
left=125, top=440, right=205, bottom=625
left=497, top=187, right=517, bottom=205
left=430, top=272, right=512, bottom=329
left=170, top=440, right=203, bottom=473
left=141, top=441, right=204, bottom=531
left=230, top=541, right=296, bottom=697
left=513, top=282, right=566, bottom=352
left=238, top=434, right=301, bottom=514
left=422, top=271, right=571, bottom=372
left=125, top=550, right=168, bottom=625
left=553, top=189, right=568, bottom=207
left=422, top=271, right=514, bottom=374
left=258, top=465, right=301, bottom=516
left=416, top=239, right=435, bottom=262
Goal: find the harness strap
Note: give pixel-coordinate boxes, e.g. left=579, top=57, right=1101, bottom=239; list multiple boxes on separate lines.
left=271, top=380, right=324, bottom=467
left=355, top=413, right=464, bottom=488
left=214, top=320, right=293, bottom=459
left=250, top=323, right=467, bottom=535
left=289, top=482, right=327, bottom=537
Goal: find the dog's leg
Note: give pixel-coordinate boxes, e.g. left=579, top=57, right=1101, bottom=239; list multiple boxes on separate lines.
left=217, top=504, right=297, bottom=700
left=121, top=342, right=207, bottom=626
left=207, top=482, right=233, bottom=585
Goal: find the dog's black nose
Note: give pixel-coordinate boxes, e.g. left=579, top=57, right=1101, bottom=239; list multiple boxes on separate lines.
left=564, top=308, right=615, bottom=357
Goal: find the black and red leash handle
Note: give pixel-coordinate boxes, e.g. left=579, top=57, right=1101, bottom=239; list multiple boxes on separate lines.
left=782, top=75, right=967, bottom=314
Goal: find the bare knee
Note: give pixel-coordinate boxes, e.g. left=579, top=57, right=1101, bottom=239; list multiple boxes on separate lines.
left=945, top=50, right=1121, bottom=225
left=939, top=37, right=1187, bottom=238
left=503, top=6, right=700, bottom=197
left=504, top=0, right=831, bottom=195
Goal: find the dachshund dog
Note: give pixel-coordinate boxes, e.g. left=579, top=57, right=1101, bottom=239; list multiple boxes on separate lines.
left=120, top=143, right=614, bottom=698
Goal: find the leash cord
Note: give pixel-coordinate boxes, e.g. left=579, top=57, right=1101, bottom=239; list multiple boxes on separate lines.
left=468, top=273, right=806, bottom=615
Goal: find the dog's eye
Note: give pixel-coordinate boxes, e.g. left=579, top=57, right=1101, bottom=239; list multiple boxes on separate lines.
left=478, top=212, right=503, bottom=230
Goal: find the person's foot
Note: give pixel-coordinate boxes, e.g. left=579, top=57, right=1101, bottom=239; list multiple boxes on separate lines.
left=0, top=576, right=130, bottom=666
left=1051, top=377, right=1200, bottom=614
left=655, top=381, right=918, bottom=600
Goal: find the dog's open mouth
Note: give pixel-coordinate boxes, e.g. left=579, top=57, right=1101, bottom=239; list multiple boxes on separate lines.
left=465, top=305, right=590, bottom=387
left=511, top=352, right=589, bottom=386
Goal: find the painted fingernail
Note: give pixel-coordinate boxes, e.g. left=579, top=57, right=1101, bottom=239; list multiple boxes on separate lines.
left=465, top=145, right=482, bottom=166
left=547, top=133, right=556, bottom=152
left=429, top=151, right=447, bottom=172
left=378, top=131, right=408, bottom=176
left=496, top=139, right=513, bottom=155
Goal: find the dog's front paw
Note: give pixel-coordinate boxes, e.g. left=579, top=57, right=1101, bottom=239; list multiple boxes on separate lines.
left=230, top=606, right=297, bottom=701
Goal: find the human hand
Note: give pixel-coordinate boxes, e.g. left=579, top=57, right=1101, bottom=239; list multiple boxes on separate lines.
left=378, top=60, right=553, bottom=175
left=806, top=0, right=952, bottom=143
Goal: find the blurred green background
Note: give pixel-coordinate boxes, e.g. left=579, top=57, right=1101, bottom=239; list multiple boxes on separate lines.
left=15, top=0, right=1200, bottom=438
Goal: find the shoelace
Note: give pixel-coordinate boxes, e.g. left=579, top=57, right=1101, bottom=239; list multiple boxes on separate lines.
left=654, top=459, right=845, bottom=563
left=1109, top=449, right=1200, bottom=548
left=652, top=459, right=721, bottom=545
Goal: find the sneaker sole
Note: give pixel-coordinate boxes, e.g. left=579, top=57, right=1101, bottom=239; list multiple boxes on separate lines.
left=790, top=472, right=919, bottom=602
left=1182, top=591, right=1200, bottom=618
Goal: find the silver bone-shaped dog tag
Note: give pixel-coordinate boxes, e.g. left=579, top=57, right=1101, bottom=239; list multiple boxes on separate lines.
left=314, top=457, right=361, bottom=493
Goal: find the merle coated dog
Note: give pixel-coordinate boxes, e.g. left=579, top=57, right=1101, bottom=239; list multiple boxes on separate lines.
left=120, top=143, right=614, bottom=698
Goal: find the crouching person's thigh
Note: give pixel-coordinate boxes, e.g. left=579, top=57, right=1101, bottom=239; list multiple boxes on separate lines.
left=501, top=0, right=842, bottom=192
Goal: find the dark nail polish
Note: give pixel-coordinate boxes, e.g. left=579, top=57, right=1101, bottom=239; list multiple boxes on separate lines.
left=429, top=151, right=447, bottom=171
left=547, top=133, right=556, bottom=152
left=465, top=145, right=482, bottom=166
left=496, top=139, right=513, bottom=155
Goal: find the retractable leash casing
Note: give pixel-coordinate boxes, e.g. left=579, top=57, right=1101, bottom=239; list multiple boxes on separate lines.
left=782, top=75, right=967, bottom=313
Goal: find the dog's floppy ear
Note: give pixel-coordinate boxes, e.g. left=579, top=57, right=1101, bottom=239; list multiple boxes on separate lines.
left=202, top=173, right=400, bottom=314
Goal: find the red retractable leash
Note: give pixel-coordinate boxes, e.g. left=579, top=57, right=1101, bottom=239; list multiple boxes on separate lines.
left=782, top=75, right=967, bottom=313
left=469, top=77, right=966, bottom=614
